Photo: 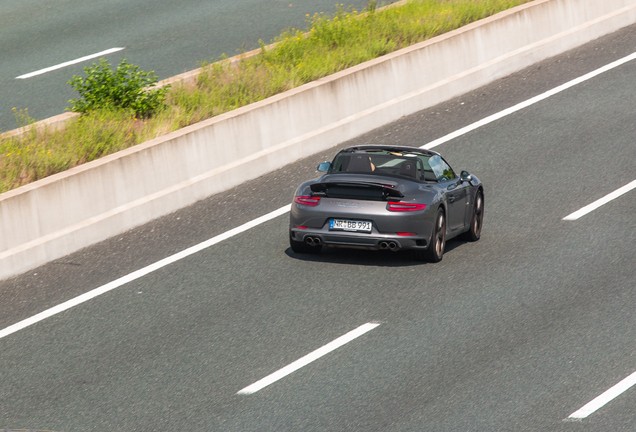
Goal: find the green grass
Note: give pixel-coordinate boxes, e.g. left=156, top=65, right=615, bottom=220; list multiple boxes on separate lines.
left=0, top=0, right=531, bottom=194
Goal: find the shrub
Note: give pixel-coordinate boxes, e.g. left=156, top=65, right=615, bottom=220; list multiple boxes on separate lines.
left=67, top=59, right=169, bottom=117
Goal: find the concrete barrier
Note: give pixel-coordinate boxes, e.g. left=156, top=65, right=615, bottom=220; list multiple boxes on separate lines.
left=2, top=0, right=636, bottom=280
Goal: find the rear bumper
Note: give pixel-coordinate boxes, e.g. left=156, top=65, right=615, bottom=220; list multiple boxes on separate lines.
left=290, top=197, right=437, bottom=251
left=290, top=227, right=430, bottom=251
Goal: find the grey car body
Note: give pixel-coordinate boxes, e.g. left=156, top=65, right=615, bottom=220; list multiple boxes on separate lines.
left=289, top=145, right=484, bottom=262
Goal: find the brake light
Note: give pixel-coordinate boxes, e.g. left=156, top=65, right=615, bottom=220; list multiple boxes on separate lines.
left=295, top=196, right=321, bottom=206
left=397, top=232, right=418, bottom=236
left=387, top=202, right=426, bottom=212
left=294, top=225, right=307, bottom=229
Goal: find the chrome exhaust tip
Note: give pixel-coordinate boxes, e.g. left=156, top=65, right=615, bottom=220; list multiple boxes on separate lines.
left=379, top=241, right=389, bottom=250
left=388, top=241, right=398, bottom=251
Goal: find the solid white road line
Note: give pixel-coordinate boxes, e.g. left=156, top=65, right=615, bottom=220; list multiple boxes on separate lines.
left=0, top=205, right=291, bottom=341
left=237, top=322, right=381, bottom=395
left=3, top=50, right=636, bottom=341
left=420, top=51, right=636, bottom=150
left=15, top=47, right=125, bottom=79
left=569, top=370, right=636, bottom=418
left=563, top=179, right=636, bottom=221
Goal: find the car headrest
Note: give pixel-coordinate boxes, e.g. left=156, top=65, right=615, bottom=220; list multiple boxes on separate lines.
left=399, top=160, right=417, bottom=178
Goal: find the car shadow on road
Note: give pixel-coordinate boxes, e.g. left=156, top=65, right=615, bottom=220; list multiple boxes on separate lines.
left=284, top=238, right=467, bottom=267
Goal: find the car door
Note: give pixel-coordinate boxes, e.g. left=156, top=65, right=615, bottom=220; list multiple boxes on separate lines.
left=429, top=156, right=469, bottom=232
left=444, top=178, right=470, bottom=231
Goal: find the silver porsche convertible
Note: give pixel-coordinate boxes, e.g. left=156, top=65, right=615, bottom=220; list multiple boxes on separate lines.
left=289, top=145, right=484, bottom=262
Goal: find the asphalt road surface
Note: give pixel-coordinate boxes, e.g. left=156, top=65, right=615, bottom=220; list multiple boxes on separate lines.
left=1, top=22, right=636, bottom=432
left=0, top=0, right=369, bottom=132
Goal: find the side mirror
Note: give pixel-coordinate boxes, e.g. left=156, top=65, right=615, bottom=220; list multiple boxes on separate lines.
left=460, top=171, right=472, bottom=183
left=317, top=162, right=331, bottom=172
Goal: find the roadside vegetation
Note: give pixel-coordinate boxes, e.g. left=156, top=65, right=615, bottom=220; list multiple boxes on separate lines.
left=0, top=0, right=530, bottom=194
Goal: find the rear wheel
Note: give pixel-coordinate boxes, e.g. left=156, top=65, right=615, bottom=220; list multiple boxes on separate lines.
left=414, top=208, right=446, bottom=263
left=465, top=190, right=484, bottom=242
left=289, top=232, right=322, bottom=254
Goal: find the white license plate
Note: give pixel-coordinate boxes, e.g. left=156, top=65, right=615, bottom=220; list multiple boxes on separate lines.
left=330, top=219, right=372, bottom=232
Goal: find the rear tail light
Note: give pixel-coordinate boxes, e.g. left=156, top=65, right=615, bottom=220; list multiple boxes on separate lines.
left=294, top=225, right=308, bottom=229
left=397, top=232, right=418, bottom=236
left=387, top=202, right=426, bottom=212
left=295, top=196, right=321, bottom=206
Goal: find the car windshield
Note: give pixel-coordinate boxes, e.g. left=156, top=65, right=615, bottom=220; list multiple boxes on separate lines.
left=331, top=150, right=439, bottom=182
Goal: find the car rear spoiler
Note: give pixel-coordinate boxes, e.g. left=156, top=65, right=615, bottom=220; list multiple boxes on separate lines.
left=310, top=182, right=404, bottom=201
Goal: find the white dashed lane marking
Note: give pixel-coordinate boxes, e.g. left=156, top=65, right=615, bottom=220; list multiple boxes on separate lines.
left=237, top=323, right=381, bottom=395
left=16, top=47, right=125, bottom=79
left=569, top=371, right=636, bottom=419
left=563, top=179, right=636, bottom=221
